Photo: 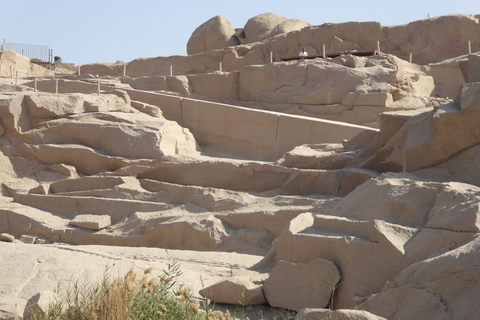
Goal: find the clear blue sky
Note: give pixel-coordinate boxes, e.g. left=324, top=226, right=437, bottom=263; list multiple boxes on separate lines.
left=1, top=0, right=478, bottom=65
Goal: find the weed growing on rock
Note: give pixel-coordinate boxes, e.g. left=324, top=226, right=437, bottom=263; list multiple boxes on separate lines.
left=27, top=258, right=301, bottom=320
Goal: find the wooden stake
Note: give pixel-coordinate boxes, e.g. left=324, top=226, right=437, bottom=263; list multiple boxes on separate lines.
left=1, top=39, right=5, bottom=51
left=78, top=66, right=81, bottom=76
left=219, top=62, right=223, bottom=73
left=409, top=53, right=413, bottom=63
left=98, top=80, right=100, bottom=95
left=468, top=41, right=472, bottom=54
left=123, top=64, right=126, bottom=77
left=15, top=71, right=18, bottom=85
left=270, top=51, right=273, bottom=63
left=323, top=45, right=326, bottom=58
left=55, top=79, right=58, bottom=94
left=34, top=77, right=37, bottom=92
left=377, top=41, right=381, bottom=54
left=170, top=65, right=173, bottom=76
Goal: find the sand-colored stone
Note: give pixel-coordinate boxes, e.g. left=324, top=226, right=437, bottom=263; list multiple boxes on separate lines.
left=0, top=233, right=14, bottom=242
left=413, top=144, right=480, bottom=188
left=123, top=89, right=376, bottom=160
left=358, top=236, right=480, bottom=320
left=25, top=93, right=85, bottom=121
left=199, top=275, right=267, bottom=305
left=23, top=291, right=55, bottom=320
left=269, top=19, right=310, bottom=38
left=0, top=242, right=263, bottom=320
left=0, top=50, right=54, bottom=78
left=69, top=214, right=111, bottom=230
left=1, top=13, right=480, bottom=320
left=243, top=13, right=288, bottom=43
left=187, top=15, right=240, bottom=55
left=258, top=173, right=479, bottom=309
left=19, top=234, right=36, bottom=244
left=367, top=81, right=480, bottom=172
left=467, top=53, right=480, bottom=82
left=298, top=308, right=386, bottom=320
left=383, top=15, right=480, bottom=65
left=338, top=168, right=380, bottom=196
left=263, top=259, right=340, bottom=311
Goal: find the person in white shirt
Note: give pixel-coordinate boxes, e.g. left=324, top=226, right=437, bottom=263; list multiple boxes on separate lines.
left=298, top=48, right=308, bottom=58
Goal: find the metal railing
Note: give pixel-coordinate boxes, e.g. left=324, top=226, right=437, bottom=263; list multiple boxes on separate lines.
left=1, top=40, right=53, bottom=66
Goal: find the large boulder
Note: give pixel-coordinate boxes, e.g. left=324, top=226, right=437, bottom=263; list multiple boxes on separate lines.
left=243, top=13, right=288, bottom=43
left=199, top=275, right=267, bottom=305
left=238, top=57, right=398, bottom=105
left=69, top=214, right=111, bottom=230
left=0, top=242, right=263, bottom=319
left=257, top=174, right=479, bottom=309
left=187, top=16, right=240, bottom=55
left=358, top=236, right=480, bottom=320
left=25, top=93, right=85, bottom=126
left=383, top=15, right=480, bottom=65
left=269, top=19, right=310, bottom=38
left=0, top=50, right=54, bottom=78
left=263, top=259, right=341, bottom=311
left=367, top=82, right=480, bottom=172
left=413, top=144, right=480, bottom=188
left=298, top=308, right=386, bottom=320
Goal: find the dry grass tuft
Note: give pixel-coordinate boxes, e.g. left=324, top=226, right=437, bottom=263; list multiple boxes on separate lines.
left=26, top=257, right=301, bottom=320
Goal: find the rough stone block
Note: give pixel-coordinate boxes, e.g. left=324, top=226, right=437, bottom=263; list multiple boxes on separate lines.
left=355, top=92, right=393, bottom=106
left=263, top=259, right=341, bottom=311
left=19, top=234, right=37, bottom=244
left=298, top=308, right=387, bottom=320
left=29, top=184, right=49, bottom=195
left=0, top=233, right=15, bottom=242
left=467, top=53, right=480, bottom=83
left=23, top=291, right=55, bottom=320
left=342, top=92, right=358, bottom=106
left=199, top=276, right=267, bottom=305
left=69, top=214, right=111, bottom=230
left=339, top=168, right=379, bottom=196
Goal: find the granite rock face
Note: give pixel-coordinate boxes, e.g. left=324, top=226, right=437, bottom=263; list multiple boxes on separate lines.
left=1, top=16, right=480, bottom=320
left=186, top=15, right=240, bottom=55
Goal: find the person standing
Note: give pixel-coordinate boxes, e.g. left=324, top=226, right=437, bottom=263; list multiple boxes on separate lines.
left=298, top=48, right=308, bottom=58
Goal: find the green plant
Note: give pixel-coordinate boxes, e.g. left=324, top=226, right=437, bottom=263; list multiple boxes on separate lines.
left=27, top=255, right=302, bottom=320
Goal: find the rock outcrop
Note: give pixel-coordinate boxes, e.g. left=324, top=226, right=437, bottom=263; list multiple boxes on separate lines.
left=187, top=15, right=240, bottom=55
left=358, top=236, right=480, bottom=319
left=243, top=13, right=289, bottom=43
left=1, top=13, right=480, bottom=320
left=0, top=50, right=54, bottom=78
left=263, top=259, right=340, bottom=311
